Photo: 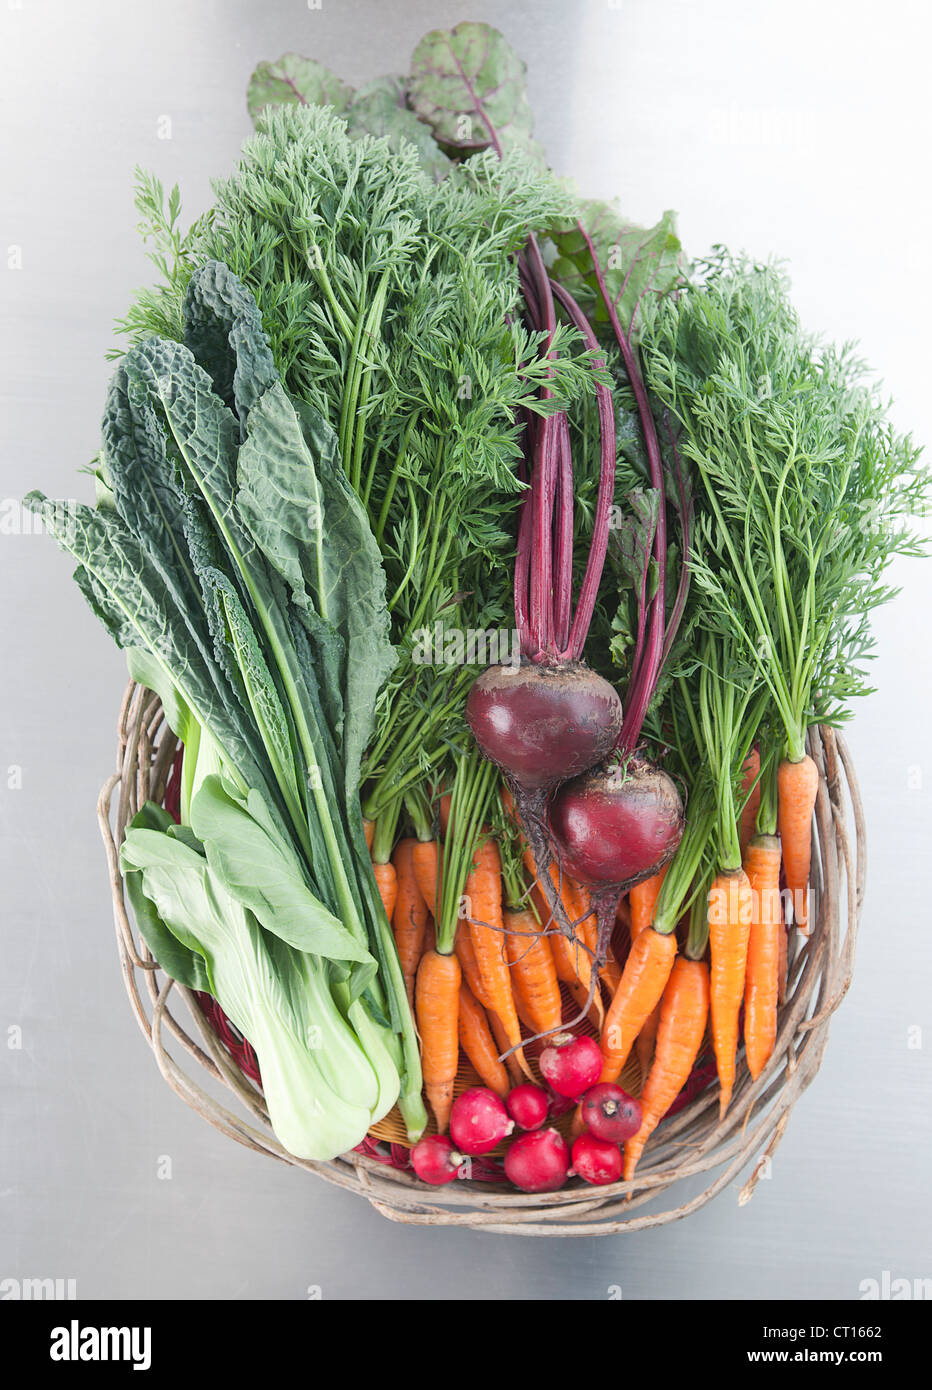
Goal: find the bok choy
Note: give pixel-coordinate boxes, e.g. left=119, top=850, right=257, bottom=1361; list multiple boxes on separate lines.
left=26, top=260, right=427, bottom=1158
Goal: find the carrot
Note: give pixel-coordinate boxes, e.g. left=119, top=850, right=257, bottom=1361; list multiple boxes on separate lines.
left=423, top=916, right=436, bottom=956
left=527, top=858, right=600, bottom=1004
left=458, top=982, right=509, bottom=1097
left=390, top=838, right=429, bottom=1011
left=505, top=907, right=562, bottom=1036
left=742, top=833, right=782, bottom=1080
left=600, top=945, right=623, bottom=997
left=415, top=948, right=461, bottom=1133
left=708, top=867, right=753, bottom=1117
left=635, top=1005, right=660, bottom=1086
left=372, top=861, right=397, bottom=926
left=486, top=1005, right=526, bottom=1086
left=363, top=818, right=375, bottom=852
left=600, top=927, right=678, bottom=1083
left=623, top=957, right=710, bottom=1181
left=777, top=922, right=788, bottom=1005
left=411, top=838, right=440, bottom=918
left=438, top=792, right=453, bottom=839
left=567, top=977, right=604, bottom=1030
left=466, top=839, right=532, bottom=1079
left=739, top=746, right=761, bottom=856
left=629, top=865, right=669, bottom=939
left=454, top=923, right=491, bottom=1008
left=777, top=754, right=820, bottom=935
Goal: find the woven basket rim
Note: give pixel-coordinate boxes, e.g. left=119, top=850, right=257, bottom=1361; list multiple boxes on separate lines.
left=98, top=680, right=865, bottom=1236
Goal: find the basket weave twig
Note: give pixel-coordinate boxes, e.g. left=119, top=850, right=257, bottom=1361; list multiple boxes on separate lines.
left=98, top=681, right=865, bottom=1236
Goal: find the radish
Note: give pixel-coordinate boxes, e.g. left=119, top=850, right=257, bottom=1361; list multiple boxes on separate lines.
left=410, top=1135, right=465, bottom=1185
left=505, top=1083, right=550, bottom=1131
left=504, top=1128, right=570, bottom=1193
left=580, top=1083, right=642, bottom=1144
left=538, top=1032, right=602, bottom=1099
left=571, top=1132, right=623, bottom=1186
left=449, top=1088, right=514, bottom=1156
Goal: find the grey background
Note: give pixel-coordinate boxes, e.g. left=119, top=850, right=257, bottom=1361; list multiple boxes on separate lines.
left=2, top=0, right=930, bottom=1300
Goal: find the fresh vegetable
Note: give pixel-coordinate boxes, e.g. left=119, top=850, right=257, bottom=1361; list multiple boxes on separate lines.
left=391, top=837, right=430, bottom=1011
left=580, top=1083, right=642, bottom=1144
left=600, top=927, right=679, bottom=1084
left=458, top=982, right=509, bottom=1098
left=415, top=948, right=462, bottom=1133
left=503, top=1129, right=571, bottom=1193
left=449, top=1088, right=514, bottom=1155
left=505, top=1084, right=550, bottom=1131
left=538, top=1032, right=603, bottom=1099
left=571, top=1133, right=623, bottom=1186
left=411, top=1135, right=465, bottom=1185
left=623, top=956, right=710, bottom=1182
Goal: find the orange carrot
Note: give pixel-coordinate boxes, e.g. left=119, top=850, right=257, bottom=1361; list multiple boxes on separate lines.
left=438, top=792, right=453, bottom=839
left=743, top=833, right=782, bottom=1080
left=372, top=861, right=397, bottom=926
left=390, top=838, right=429, bottom=1011
left=629, top=865, right=669, bottom=940
left=567, top=977, right=604, bottom=1030
left=600, top=927, right=678, bottom=1083
left=412, top=838, right=440, bottom=918
left=635, top=1005, right=660, bottom=1086
left=777, top=922, right=788, bottom=1005
left=777, top=754, right=819, bottom=935
left=600, top=945, right=623, bottom=997
left=708, top=867, right=753, bottom=1117
left=739, top=746, right=761, bottom=856
left=624, top=957, right=710, bottom=1181
left=415, top=948, right=461, bottom=1133
left=363, top=818, right=375, bottom=852
left=505, top=907, right=562, bottom=1036
left=486, top=1005, right=525, bottom=1086
left=458, top=982, right=509, bottom=1097
left=466, top=839, right=532, bottom=1079
left=454, top=924, right=491, bottom=1009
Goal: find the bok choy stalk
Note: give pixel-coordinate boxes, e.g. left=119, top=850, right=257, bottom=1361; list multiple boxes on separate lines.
left=26, top=261, right=427, bottom=1156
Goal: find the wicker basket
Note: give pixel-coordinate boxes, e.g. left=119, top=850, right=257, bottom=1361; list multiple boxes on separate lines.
left=98, top=680, right=865, bottom=1236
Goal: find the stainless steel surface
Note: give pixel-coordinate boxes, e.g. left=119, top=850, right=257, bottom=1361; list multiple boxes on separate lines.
left=2, top=0, right=930, bottom=1299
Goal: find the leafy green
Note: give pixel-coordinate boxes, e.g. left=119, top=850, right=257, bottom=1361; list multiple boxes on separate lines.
left=246, top=53, right=354, bottom=123
left=407, top=21, right=540, bottom=160
left=551, top=204, right=685, bottom=341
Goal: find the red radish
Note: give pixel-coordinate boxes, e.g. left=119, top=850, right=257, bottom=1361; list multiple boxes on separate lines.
left=505, top=1083, right=550, bottom=1131
left=449, top=1088, right=514, bottom=1156
left=410, top=1135, right=465, bottom=1185
left=580, top=1083, right=642, bottom=1143
left=538, top=1032, right=602, bottom=1099
left=571, top=1132, right=623, bottom=1186
left=504, top=1128, right=570, bottom=1193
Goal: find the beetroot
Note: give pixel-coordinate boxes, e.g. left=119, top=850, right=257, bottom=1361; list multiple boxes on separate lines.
left=549, top=756, right=684, bottom=892
left=410, top=1135, right=465, bottom=1185
left=538, top=1033, right=603, bottom=1099
left=504, top=1128, right=570, bottom=1193
left=505, top=1083, right=550, bottom=1131
left=571, top=1132, right=623, bottom=1186
left=466, top=662, right=622, bottom=791
left=449, top=1088, right=514, bottom=1155
left=580, top=1083, right=642, bottom=1144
